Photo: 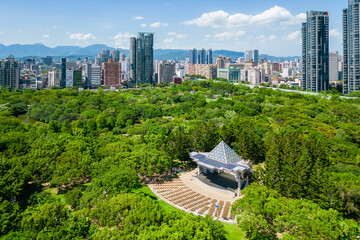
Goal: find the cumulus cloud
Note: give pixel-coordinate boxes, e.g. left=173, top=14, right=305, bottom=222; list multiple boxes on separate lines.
left=141, top=23, right=147, bottom=27
left=183, top=6, right=306, bottom=28
left=52, top=25, right=57, bottom=29
left=114, top=32, right=134, bottom=48
left=150, top=22, right=169, bottom=28
left=133, top=16, right=144, bottom=20
left=330, top=28, right=341, bottom=39
left=286, top=30, right=300, bottom=40
left=42, top=34, right=50, bottom=38
left=69, top=33, right=96, bottom=40
left=168, top=32, right=176, bottom=36
left=213, top=31, right=245, bottom=40
left=163, top=38, right=174, bottom=43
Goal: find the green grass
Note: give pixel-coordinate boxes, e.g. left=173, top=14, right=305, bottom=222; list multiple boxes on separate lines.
left=44, top=188, right=67, bottom=205
left=133, top=185, right=247, bottom=239
left=223, top=222, right=246, bottom=240
left=132, top=185, right=180, bottom=213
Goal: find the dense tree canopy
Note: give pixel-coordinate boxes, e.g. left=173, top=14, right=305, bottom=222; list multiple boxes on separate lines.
left=0, top=81, right=359, bottom=239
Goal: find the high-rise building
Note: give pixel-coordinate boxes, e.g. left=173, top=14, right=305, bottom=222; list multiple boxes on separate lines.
left=302, top=11, right=329, bottom=92
left=343, top=1, right=360, bottom=94
left=66, top=70, right=74, bottom=88
left=329, top=51, right=339, bottom=82
left=102, top=60, right=121, bottom=88
left=61, top=58, right=67, bottom=89
left=120, top=53, right=126, bottom=61
left=207, top=49, right=213, bottom=64
left=158, top=60, right=175, bottom=84
left=130, top=32, right=154, bottom=86
left=199, top=49, right=206, bottom=64
left=245, top=50, right=259, bottom=66
left=111, top=49, right=120, bottom=63
left=190, top=48, right=198, bottom=64
left=84, top=63, right=92, bottom=89
left=90, top=65, right=101, bottom=88
left=216, top=56, right=226, bottom=69
left=48, top=70, right=60, bottom=87
left=0, top=55, right=20, bottom=89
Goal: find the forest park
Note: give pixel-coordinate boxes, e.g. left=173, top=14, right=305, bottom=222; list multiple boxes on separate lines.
left=0, top=81, right=359, bottom=239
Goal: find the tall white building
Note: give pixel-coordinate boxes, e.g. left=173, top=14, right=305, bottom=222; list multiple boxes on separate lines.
left=66, top=70, right=74, bottom=87
left=90, top=65, right=101, bottom=88
left=329, top=51, right=339, bottom=82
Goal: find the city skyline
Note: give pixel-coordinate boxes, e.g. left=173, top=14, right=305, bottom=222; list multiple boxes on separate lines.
left=0, top=0, right=344, bottom=56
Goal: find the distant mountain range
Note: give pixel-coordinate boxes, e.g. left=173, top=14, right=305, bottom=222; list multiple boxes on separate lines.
left=0, top=43, right=300, bottom=61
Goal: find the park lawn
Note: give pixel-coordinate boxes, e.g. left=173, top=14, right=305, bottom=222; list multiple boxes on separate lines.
left=133, top=185, right=246, bottom=240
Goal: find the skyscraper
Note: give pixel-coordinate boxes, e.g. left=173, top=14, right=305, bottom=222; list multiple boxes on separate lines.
left=302, top=11, right=329, bottom=92
left=190, top=48, right=197, bottom=64
left=329, top=51, right=339, bottom=82
left=199, top=49, right=206, bottom=64
left=207, top=49, right=213, bottom=64
left=343, top=1, right=360, bottom=94
left=0, top=55, right=20, bottom=89
left=61, top=58, right=67, bottom=89
left=130, top=32, right=154, bottom=86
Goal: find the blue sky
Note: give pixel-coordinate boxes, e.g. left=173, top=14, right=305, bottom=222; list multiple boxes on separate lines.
left=0, top=0, right=345, bottom=56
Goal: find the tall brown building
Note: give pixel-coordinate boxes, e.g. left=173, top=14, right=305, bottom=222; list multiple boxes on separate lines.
left=102, top=60, right=121, bottom=88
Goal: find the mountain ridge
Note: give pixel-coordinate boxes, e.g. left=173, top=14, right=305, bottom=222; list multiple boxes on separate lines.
left=0, top=43, right=300, bottom=61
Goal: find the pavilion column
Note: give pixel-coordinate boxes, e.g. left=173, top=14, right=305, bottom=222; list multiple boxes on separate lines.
left=236, top=173, right=242, bottom=190
left=197, top=165, right=201, bottom=174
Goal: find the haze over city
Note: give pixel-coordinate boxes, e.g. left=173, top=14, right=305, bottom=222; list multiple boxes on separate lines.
left=0, top=0, right=344, bottom=56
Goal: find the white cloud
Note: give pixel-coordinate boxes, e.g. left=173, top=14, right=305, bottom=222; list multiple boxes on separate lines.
left=176, top=34, right=188, bottom=39
left=133, top=16, right=144, bottom=20
left=214, top=31, right=245, bottom=40
left=114, top=32, right=134, bottom=48
left=52, top=25, right=57, bottom=29
left=205, top=34, right=212, bottom=38
left=141, top=23, right=147, bottom=27
left=168, top=32, right=188, bottom=39
left=42, top=34, right=50, bottom=38
left=183, top=6, right=306, bottom=28
left=330, top=28, right=341, bottom=40
left=256, top=35, right=277, bottom=42
left=150, top=22, right=169, bottom=28
left=286, top=30, right=300, bottom=40
left=69, top=33, right=96, bottom=40
left=163, top=38, right=174, bottom=43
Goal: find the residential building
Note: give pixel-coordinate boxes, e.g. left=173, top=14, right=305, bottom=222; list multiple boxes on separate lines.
left=302, top=11, right=329, bottom=92
left=329, top=51, right=339, bottom=82
left=199, top=49, right=206, bottom=64
left=343, top=1, right=360, bottom=93
left=216, top=56, right=226, bottom=69
left=111, top=49, right=120, bottom=63
left=130, top=32, right=154, bottom=86
left=207, top=49, right=213, bottom=64
left=194, top=64, right=217, bottom=79
left=102, top=60, right=121, bottom=88
left=190, top=48, right=198, bottom=64
left=158, top=60, right=175, bottom=84
left=0, top=55, right=20, bottom=89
